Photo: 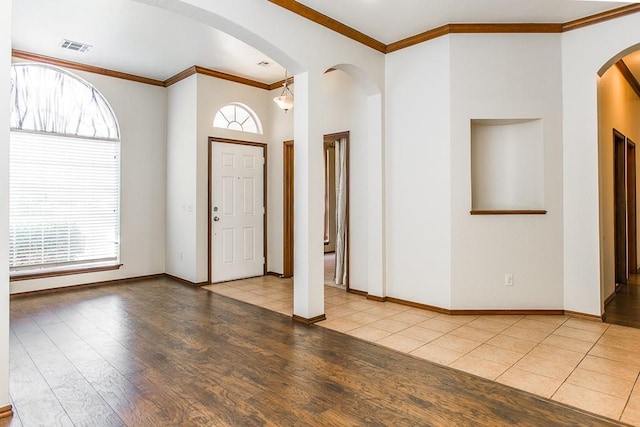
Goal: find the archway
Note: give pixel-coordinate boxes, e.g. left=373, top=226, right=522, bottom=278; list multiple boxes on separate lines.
left=561, top=16, right=640, bottom=318
left=135, top=0, right=386, bottom=322
left=319, top=66, right=383, bottom=298
left=329, top=64, right=385, bottom=300
left=281, top=64, right=385, bottom=320
left=599, top=47, right=640, bottom=327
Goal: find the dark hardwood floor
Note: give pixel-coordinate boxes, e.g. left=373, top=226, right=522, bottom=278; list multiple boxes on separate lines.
left=605, top=274, right=640, bottom=329
left=2, top=277, right=623, bottom=426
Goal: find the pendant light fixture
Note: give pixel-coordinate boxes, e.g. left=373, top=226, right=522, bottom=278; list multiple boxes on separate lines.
left=273, top=71, right=294, bottom=112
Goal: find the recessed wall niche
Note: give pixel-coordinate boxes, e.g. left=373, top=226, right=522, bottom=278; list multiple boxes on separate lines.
left=470, top=119, right=545, bottom=214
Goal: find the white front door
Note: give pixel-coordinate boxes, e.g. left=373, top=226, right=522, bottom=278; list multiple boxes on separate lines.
left=211, top=141, right=265, bottom=282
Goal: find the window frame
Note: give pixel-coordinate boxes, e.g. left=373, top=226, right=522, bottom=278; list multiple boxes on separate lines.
left=213, top=103, right=263, bottom=134
left=9, top=63, right=122, bottom=280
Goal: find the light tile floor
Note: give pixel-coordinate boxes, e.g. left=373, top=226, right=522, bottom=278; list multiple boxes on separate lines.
left=203, top=275, right=640, bottom=424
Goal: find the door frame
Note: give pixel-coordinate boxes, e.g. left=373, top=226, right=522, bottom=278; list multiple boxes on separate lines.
left=614, top=129, right=629, bottom=287
left=283, top=140, right=294, bottom=278
left=208, top=137, right=268, bottom=284
left=282, top=131, right=350, bottom=289
left=628, top=138, right=638, bottom=274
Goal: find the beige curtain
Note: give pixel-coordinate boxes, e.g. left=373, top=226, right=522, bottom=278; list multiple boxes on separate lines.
left=334, top=137, right=347, bottom=286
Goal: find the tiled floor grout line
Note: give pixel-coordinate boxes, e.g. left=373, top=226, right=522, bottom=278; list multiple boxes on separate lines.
left=452, top=316, right=564, bottom=386
left=548, top=339, right=594, bottom=406
left=540, top=317, right=576, bottom=402
left=621, top=373, right=640, bottom=421
left=205, top=279, right=640, bottom=424
left=493, top=325, right=554, bottom=387
left=298, top=294, right=583, bottom=388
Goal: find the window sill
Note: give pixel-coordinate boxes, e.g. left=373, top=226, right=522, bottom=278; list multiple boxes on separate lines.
left=10, top=264, right=123, bottom=282
left=470, top=210, right=547, bottom=215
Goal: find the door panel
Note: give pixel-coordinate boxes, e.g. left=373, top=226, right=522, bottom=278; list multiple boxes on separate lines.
left=243, top=177, right=255, bottom=214
left=244, top=227, right=255, bottom=261
left=211, top=141, right=264, bottom=282
left=222, top=177, right=235, bottom=215
left=222, top=228, right=235, bottom=264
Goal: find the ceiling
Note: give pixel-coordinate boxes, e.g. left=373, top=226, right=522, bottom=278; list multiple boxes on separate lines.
left=11, top=0, right=287, bottom=84
left=295, top=0, right=633, bottom=45
left=624, top=50, right=640, bottom=83
left=10, top=0, right=640, bottom=85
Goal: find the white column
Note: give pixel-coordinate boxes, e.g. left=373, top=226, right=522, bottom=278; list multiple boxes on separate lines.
left=292, top=70, right=325, bottom=321
left=366, top=94, right=386, bottom=298
left=0, top=0, right=12, bottom=413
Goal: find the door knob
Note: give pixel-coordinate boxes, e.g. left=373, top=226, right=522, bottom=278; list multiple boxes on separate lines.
left=213, top=216, right=220, bottom=222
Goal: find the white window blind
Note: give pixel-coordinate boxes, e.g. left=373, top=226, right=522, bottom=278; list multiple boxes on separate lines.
left=9, top=131, right=120, bottom=274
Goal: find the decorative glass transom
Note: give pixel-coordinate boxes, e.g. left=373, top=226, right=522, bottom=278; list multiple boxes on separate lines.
left=213, top=103, right=262, bottom=134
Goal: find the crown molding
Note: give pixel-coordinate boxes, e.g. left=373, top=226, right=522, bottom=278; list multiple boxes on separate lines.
left=13, top=3, right=640, bottom=88
left=268, top=1, right=640, bottom=54
left=164, top=66, right=271, bottom=89
left=13, top=50, right=274, bottom=90
left=269, top=79, right=287, bottom=91
left=562, top=3, right=640, bottom=32
left=386, top=23, right=562, bottom=53
left=11, top=50, right=166, bottom=86
left=616, top=59, right=640, bottom=99
left=163, top=66, right=197, bottom=87
left=267, top=0, right=386, bottom=53
left=386, top=25, right=450, bottom=54
left=191, top=66, right=270, bottom=90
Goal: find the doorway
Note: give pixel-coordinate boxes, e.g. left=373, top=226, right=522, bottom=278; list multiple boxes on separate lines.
left=614, top=129, right=628, bottom=286
left=282, top=132, right=350, bottom=289
left=209, top=137, right=267, bottom=283
left=607, top=131, right=640, bottom=327
left=628, top=139, right=637, bottom=274
left=614, top=130, right=638, bottom=287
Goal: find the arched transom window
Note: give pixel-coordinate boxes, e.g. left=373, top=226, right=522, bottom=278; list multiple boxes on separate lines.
left=9, top=63, right=121, bottom=277
left=213, top=103, right=262, bottom=134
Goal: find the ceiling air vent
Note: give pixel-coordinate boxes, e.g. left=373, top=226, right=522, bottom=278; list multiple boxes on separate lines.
left=59, top=39, right=92, bottom=53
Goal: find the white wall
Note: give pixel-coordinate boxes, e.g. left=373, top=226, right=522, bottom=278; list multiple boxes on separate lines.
left=382, top=15, right=640, bottom=315
left=385, top=37, right=452, bottom=308
left=322, top=70, right=369, bottom=292
left=597, top=64, right=640, bottom=303
left=166, top=75, right=198, bottom=282
left=166, top=73, right=273, bottom=283
left=10, top=61, right=167, bottom=293
left=450, top=34, right=564, bottom=310
left=0, top=0, right=11, bottom=411
left=563, top=13, right=640, bottom=316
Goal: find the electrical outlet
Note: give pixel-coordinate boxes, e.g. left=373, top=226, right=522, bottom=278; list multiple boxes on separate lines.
left=505, top=274, right=514, bottom=286
left=179, top=251, right=184, bottom=261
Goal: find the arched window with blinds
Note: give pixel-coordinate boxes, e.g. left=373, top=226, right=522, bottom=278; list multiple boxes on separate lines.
left=9, top=63, right=121, bottom=277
